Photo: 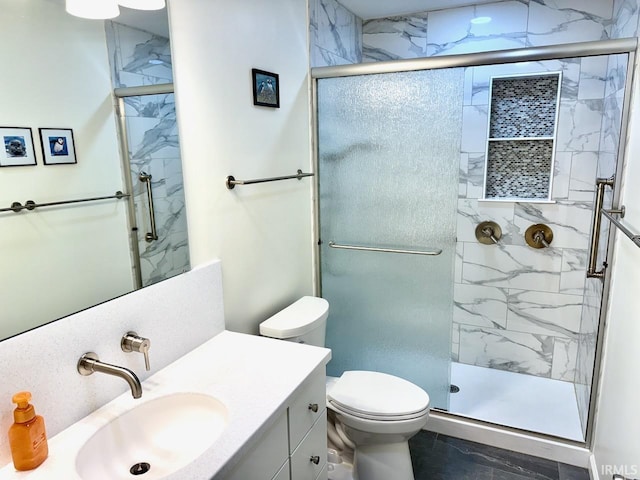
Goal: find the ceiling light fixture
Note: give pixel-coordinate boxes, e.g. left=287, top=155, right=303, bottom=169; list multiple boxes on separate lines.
left=66, top=0, right=120, bottom=19
left=118, top=0, right=166, bottom=11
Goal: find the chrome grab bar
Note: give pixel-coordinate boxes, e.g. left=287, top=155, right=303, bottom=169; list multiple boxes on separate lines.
left=226, top=169, right=314, bottom=189
left=602, top=208, right=640, bottom=247
left=328, top=241, right=442, bottom=256
left=1, top=191, right=129, bottom=213
left=587, top=177, right=614, bottom=279
left=139, top=172, right=158, bottom=242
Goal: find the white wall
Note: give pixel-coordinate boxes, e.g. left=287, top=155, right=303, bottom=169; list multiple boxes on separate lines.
left=591, top=57, right=640, bottom=478
left=0, top=0, right=133, bottom=338
left=168, top=0, right=314, bottom=334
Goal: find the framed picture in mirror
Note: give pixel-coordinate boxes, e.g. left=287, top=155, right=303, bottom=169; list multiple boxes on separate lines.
left=0, top=127, right=37, bottom=167
left=252, top=69, right=280, bottom=108
left=40, top=128, right=77, bottom=165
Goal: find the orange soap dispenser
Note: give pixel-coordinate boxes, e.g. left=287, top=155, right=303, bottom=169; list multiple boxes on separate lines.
left=8, top=391, right=48, bottom=471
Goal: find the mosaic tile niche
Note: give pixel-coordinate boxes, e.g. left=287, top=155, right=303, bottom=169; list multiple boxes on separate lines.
left=485, top=74, right=561, bottom=200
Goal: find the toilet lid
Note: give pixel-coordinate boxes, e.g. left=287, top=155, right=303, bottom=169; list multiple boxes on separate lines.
left=327, top=371, right=430, bottom=418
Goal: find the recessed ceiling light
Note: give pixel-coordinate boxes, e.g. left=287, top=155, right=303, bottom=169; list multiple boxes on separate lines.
left=118, top=0, right=166, bottom=10
left=470, top=16, right=492, bottom=25
left=66, top=0, right=120, bottom=19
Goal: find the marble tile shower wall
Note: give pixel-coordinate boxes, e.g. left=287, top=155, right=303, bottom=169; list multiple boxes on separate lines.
left=105, top=22, right=190, bottom=286
left=310, top=0, right=362, bottom=67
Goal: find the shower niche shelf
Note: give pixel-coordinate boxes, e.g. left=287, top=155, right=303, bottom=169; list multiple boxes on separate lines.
left=482, top=72, right=561, bottom=203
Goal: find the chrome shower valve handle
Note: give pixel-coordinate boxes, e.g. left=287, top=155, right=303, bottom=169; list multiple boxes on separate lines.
left=121, top=331, right=151, bottom=371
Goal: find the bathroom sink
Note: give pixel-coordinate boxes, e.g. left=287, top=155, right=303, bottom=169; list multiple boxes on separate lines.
left=75, top=393, right=228, bottom=480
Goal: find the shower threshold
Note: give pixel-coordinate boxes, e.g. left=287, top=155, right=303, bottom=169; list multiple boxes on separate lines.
left=449, top=362, right=584, bottom=442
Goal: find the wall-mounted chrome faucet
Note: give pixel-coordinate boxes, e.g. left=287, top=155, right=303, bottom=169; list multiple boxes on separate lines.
left=77, top=353, right=143, bottom=399
left=121, top=331, right=151, bottom=371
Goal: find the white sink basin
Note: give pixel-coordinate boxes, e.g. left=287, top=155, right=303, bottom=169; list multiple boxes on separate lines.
left=75, top=393, right=228, bottom=480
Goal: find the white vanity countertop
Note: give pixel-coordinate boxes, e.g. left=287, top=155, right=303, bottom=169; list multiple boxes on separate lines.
left=0, top=331, right=331, bottom=479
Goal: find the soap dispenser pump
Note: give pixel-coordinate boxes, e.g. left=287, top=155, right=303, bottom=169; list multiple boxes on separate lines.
left=8, top=391, right=48, bottom=471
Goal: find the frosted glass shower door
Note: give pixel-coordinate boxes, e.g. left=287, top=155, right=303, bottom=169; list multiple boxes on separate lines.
left=317, top=69, right=464, bottom=409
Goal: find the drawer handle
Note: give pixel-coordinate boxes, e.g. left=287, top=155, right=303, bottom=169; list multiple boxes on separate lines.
left=310, top=455, right=320, bottom=465
left=308, top=403, right=319, bottom=413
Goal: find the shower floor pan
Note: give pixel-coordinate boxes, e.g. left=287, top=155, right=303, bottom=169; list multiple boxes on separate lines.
left=449, top=362, right=583, bottom=441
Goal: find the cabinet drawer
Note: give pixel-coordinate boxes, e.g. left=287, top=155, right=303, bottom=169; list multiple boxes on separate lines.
left=288, top=369, right=326, bottom=451
left=225, top=411, right=288, bottom=480
left=290, top=413, right=327, bottom=480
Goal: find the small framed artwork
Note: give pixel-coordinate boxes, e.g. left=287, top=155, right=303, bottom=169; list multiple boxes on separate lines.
left=0, top=127, right=37, bottom=167
left=39, top=128, right=77, bottom=165
left=252, top=68, right=280, bottom=108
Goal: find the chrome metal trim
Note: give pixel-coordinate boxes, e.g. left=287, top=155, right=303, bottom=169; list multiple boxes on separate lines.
left=587, top=177, right=615, bottom=278
left=114, top=83, right=174, bottom=97
left=226, top=170, right=314, bottom=189
left=1, top=191, right=129, bottom=213
left=328, top=241, right=442, bottom=256
left=116, top=97, right=143, bottom=289
left=311, top=78, right=322, bottom=297
left=601, top=208, right=640, bottom=247
left=139, top=172, right=158, bottom=242
left=311, top=39, right=638, bottom=79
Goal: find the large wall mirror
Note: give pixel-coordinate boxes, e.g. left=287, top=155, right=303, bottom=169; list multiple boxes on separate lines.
left=0, top=0, right=189, bottom=341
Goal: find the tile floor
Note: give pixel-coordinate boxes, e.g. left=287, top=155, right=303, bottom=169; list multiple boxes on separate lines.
left=449, top=362, right=584, bottom=441
left=409, top=431, right=590, bottom=480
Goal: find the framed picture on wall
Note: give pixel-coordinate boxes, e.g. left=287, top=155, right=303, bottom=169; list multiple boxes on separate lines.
left=0, top=127, right=37, bottom=167
left=252, top=68, right=280, bottom=108
left=39, top=128, right=77, bottom=165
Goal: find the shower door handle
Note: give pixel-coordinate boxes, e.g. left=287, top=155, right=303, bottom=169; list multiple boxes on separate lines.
left=587, top=177, right=614, bottom=278
left=139, top=171, right=158, bottom=242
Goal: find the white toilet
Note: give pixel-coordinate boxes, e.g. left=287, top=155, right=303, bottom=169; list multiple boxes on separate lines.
left=259, top=296, right=430, bottom=480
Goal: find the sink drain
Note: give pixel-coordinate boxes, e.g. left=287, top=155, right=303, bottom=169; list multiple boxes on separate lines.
left=130, top=462, right=151, bottom=476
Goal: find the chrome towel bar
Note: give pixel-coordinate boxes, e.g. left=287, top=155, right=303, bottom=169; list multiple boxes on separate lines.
left=587, top=176, right=640, bottom=279
left=601, top=208, right=640, bottom=247
left=328, top=241, right=442, bottom=256
left=1, top=191, right=129, bottom=214
left=139, top=172, right=158, bottom=242
left=226, top=169, right=314, bottom=189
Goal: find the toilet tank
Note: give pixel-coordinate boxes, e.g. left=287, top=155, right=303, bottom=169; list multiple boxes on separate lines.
left=259, top=296, right=329, bottom=346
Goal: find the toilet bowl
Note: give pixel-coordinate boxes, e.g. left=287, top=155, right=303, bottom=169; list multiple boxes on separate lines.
left=259, top=297, right=430, bottom=480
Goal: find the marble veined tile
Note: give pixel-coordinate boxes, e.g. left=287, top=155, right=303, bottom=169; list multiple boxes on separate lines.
left=556, top=99, right=605, bottom=152
left=560, top=249, right=587, bottom=295
left=506, top=289, right=582, bottom=338
left=461, top=105, right=488, bottom=153
left=569, top=152, right=598, bottom=201
left=127, top=117, right=180, bottom=160
left=611, top=0, right=640, bottom=38
left=513, top=201, right=594, bottom=250
left=552, top=337, right=578, bottom=381
left=578, top=56, right=609, bottom=100
left=462, top=243, right=562, bottom=293
left=454, top=283, right=508, bottom=329
left=455, top=242, right=464, bottom=284
left=426, top=2, right=528, bottom=57
left=362, top=15, right=428, bottom=61
left=552, top=151, right=572, bottom=200
left=574, top=380, right=590, bottom=434
left=457, top=199, right=517, bottom=245
left=527, top=0, right=613, bottom=47
left=599, top=95, right=624, bottom=154
left=459, top=325, right=553, bottom=377
left=452, top=323, right=460, bottom=362
left=459, top=154, right=485, bottom=199
left=315, top=0, right=362, bottom=65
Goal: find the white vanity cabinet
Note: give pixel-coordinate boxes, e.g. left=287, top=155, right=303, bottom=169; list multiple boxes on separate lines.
left=225, top=369, right=327, bottom=480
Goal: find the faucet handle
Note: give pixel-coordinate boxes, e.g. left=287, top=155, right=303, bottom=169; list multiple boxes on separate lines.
left=121, top=331, right=151, bottom=371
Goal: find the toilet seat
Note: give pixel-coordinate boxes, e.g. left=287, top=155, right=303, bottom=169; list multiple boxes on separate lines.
left=327, top=371, right=430, bottom=421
